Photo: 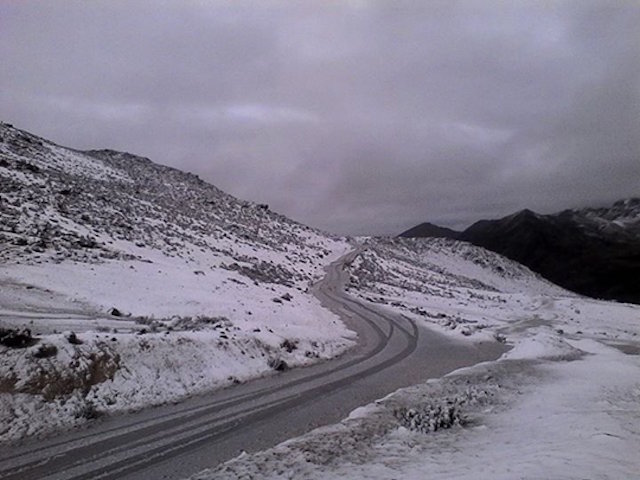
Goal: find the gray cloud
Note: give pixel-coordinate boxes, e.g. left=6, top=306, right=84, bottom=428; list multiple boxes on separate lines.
left=1, top=0, right=638, bottom=235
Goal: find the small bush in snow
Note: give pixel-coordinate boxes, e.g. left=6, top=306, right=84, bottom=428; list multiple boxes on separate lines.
left=494, top=333, right=507, bottom=343
left=168, top=315, right=230, bottom=331
left=268, top=357, right=289, bottom=372
left=281, top=293, right=293, bottom=301
left=33, top=343, right=58, bottom=359
left=74, top=401, right=101, bottom=420
left=0, top=328, right=38, bottom=348
left=394, top=400, right=464, bottom=434
left=280, top=339, right=298, bottom=353
left=393, top=386, right=496, bottom=435
left=65, top=331, right=83, bottom=345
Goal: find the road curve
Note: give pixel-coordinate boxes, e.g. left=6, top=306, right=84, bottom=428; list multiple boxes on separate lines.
left=0, top=247, right=506, bottom=480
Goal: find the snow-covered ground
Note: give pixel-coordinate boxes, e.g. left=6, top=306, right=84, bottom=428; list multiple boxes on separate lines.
left=3, top=123, right=639, bottom=477
left=190, top=237, right=640, bottom=479
left=0, top=122, right=355, bottom=443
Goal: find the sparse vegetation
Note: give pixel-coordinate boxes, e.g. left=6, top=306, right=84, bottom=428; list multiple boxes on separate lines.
left=0, top=328, right=38, bottom=348
left=74, top=401, right=101, bottom=420
left=0, top=124, right=337, bottom=288
left=66, top=331, right=83, bottom=345
left=165, top=315, right=232, bottom=331
left=268, top=357, right=289, bottom=372
left=280, top=338, right=298, bottom=353
left=394, top=401, right=463, bottom=433
left=32, top=343, right=58, bottom=358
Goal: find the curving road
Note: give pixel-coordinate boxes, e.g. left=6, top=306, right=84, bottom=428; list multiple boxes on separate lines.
left=0, top=247, right=506, bottom=480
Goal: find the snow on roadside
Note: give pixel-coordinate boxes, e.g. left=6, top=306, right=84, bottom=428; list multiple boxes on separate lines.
left=189, top=237, right=640, bottom=480
left=1, top=317, right=353, bottom=443
left=191, top=332, right=640, bottom=480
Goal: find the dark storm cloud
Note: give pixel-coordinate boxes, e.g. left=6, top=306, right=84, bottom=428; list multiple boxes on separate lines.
left=1, top=0, right=639, bottom=235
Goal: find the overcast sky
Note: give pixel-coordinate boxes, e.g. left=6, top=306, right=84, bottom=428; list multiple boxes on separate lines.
left=1, top=1, right=639, bottom=235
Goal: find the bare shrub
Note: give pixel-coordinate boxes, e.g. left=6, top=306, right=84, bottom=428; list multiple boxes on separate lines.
left=0, top=328, right=38, bottom=348
left=267, top=357, right=289, bottom=372
left=394, top=401, right=463, bottom=433
left=74, top=401, right=101, bottom=420
left=66, top=331, right=83, bottom=345
left=33, top=343, right=58, bottom=359
left=280, top=339, right=298, bottom=353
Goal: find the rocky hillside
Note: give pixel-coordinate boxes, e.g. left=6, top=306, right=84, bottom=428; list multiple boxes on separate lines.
left=0, top=121, right=345, bottom=285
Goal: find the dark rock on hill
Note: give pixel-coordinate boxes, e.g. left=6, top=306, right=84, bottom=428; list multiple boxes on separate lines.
left=399, top=222, right=460, bottom=239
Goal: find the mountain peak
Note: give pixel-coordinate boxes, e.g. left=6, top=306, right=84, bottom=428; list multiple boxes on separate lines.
left=509, top=208, right=542, bottom=221
left=398, top=222, right=460, bottom=239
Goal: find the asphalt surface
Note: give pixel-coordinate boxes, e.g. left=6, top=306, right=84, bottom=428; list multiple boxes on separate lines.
left=0, top=248, right=506, bottom=480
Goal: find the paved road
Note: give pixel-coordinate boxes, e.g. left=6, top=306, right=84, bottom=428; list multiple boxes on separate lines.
left=0, top=248, right=506, bottom=480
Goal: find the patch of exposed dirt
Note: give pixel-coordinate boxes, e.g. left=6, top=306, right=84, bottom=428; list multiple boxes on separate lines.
left=5, top=343, right=120, bottom=401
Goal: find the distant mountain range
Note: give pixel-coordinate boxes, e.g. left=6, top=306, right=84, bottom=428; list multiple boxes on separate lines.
left=2, top=120, right=638, bottom=307
left=400, top=199, right=640, bottom=304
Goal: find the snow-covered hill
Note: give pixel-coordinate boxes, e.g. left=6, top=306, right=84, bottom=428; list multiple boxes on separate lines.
left=0, top=122, right=354, bottom=442
left=0, top=121, right=347, bottom=287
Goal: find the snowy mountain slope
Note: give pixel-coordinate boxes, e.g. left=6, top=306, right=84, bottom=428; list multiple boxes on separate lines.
left=346, top=237, right=571, bottom=339
left=344, top=237, right=637, bottom=345
left=459, top=200, right=640, bottom=304
left=0, top=122, right=354, bottom=442
left=0, top=122, right=346, bottom=283
left=566, top=197, right=640, bottom=239
left=402, top=198, right=640, bottom=304
left=190, top=237, right=640, bottom=480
